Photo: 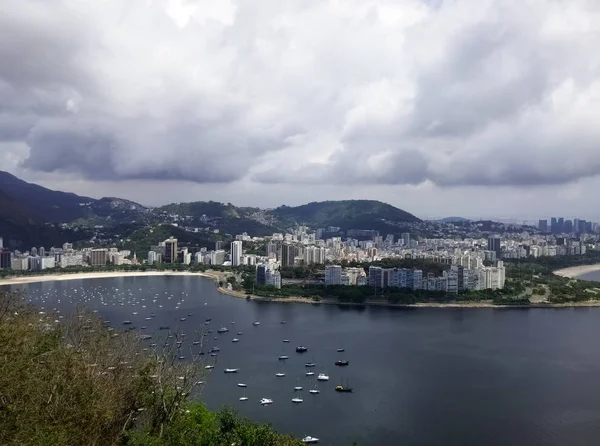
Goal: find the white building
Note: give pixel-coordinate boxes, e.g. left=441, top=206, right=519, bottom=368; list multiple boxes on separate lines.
left=231, top=241, right=243, bottom=266
left=148, top=251, right=158, bottom=265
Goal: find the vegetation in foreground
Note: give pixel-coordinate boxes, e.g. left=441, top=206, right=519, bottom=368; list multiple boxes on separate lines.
left=0, top=290, right=304, bottom=446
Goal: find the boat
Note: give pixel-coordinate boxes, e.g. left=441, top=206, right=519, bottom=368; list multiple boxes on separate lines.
left=302, top=436, right=320, bottom=444
left=283, top=339, right=290, bottom=343
left=276, top=362, right=286, bottom=377
left=336, top=348, right=345, bottom=352
left=335, top=379, right=353, bottom=393
left=210, top=347, right=220, bottom=352
left=296, top=346, right=308, bottom=353
left=204, top=365, right=214, bottom=369
left=232, top=338, right=240, bottom=343
left=309, top=385, right=319, bottom=394
left=253, top=321, right=260, bottom=326
left=237, top=331, right=243, bottom=335
left=140, top=334, right=152, bottom=340
left=192, top=341, right=200, bottom=345
left=180, top=317, right=187, bottom=321
left=205, top=318, right=212, bottom=322
left=335, top=360, right=349, bottom=366
left=178, top=356, right=185, bottom=360
left=281, top=320, right=287, bottom=324
left=317, top=373, right=329, bottom=381
left=294, top=378, right=303, bottom=391
left=224, top=368, right=239, bottom=373
left=217, top=327, right=229, bottom=333
left=239, top=388, right=248, bottom=401
left=305, top=362, right=316, bottom=368
left=292, top=388, right=303, bottom=404
left=278, top=355, right=289, bottom=360
left=237, top=383, right=247, bottom=387
left=306, top=371, right=314, bottom=376
left=122, top=320, right=132, bottom=325
left=260, top=398, right=273, bottom=405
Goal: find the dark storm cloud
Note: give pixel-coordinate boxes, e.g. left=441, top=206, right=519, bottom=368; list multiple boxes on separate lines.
left=2, top=0, right=600, bottom=189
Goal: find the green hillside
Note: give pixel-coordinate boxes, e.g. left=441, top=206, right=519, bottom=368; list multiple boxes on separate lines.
left=270, top=200, right=420, bottom=231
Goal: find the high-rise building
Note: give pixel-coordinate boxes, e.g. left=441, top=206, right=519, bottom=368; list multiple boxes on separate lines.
left=564, top=220, right=573, bottom=233
left=550, top=217, right=558, bottom=233
left=215, top=241, right=223, bottom=251
left=256, top=264, right=267, bottom=286
left=164, top=237, right=178, bottom=263
left=0, top=250, right=11, bottom=269
left=558, top=217, right=565, bottom=233
left=281, top=243, right=294, bottom=267
left=90, top=249, right=108, bottom=267
left=316, top=228, right=325, bottom=240
left=0, top=237, right=3, bottom=249
left=147, top=251, right=158, bottom=265
left=401, top=233, right=411, bottom=246
left=325, top=265, right=342, bottom=285
left=231, top=241, right=243, bottom=266
left=368, top=266, right=384, bottom=288
left=487, top=236, right=501, bottom=256
left=538, top=219, right=548, bottom=232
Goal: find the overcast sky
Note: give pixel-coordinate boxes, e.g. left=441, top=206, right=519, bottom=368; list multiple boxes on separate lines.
left=2, top=0, right=600, bottom=220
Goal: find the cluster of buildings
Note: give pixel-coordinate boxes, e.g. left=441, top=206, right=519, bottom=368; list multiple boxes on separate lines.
left=323, top=262, right=506, bottom=292
left=538, top=218, right=597, bottom=235
left=0, top=240, right=138, bottom=272
left=148, top=238, right=259, bottom=267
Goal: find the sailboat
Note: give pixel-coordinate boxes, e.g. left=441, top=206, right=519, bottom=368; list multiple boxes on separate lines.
left=292, top=387, right=304, bottom=403
left=239, top=387, right=248, bottom=402
left=309, top=383, right=319, bottom=394
left=276, top=361, right=286, bottom=377
left=294, top=377, right=303, bottom=391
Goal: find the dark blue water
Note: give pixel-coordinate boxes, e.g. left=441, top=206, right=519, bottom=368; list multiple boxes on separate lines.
left=5, top=275, right=600, bottom=446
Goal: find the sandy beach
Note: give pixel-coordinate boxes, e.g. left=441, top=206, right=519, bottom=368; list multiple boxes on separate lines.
left=0, top=271, right=209, bottom=286
left=553, top=264, right=600, bottom=279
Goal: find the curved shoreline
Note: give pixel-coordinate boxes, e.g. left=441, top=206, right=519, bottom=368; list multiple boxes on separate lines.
left=553, top=264, right=600, bottom=279
left=3, top=270, right=600, bottom=309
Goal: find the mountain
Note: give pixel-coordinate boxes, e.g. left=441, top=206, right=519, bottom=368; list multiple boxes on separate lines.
left=0, top=171, right=421, bottom=247
left=0, top=189, right=89, bottom=249
left=270, top=200, right=420, bottom=232
left=0, top=171, right=149, bottom=225
left=155, top=201, right=278, bottom=236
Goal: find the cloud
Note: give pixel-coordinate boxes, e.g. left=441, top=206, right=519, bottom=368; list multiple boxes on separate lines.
left=2, top=0, right=600, bottom=188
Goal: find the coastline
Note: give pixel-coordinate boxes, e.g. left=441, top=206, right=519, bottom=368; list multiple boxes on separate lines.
left=0, top=271, right=208, bottom=287
left=3, top=269, right=600, bottom=309
left=553, top=264, right=600, bottom=279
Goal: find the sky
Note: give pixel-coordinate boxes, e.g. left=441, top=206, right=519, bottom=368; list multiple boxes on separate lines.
left=2, top=0, right=600, bottom=221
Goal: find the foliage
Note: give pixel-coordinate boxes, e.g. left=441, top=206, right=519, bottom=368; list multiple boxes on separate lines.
left=270, top=199, right=420, bottom=231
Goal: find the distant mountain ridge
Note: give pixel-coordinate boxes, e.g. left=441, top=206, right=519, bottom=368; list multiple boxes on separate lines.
left=0, top=170, right=420, bottom=247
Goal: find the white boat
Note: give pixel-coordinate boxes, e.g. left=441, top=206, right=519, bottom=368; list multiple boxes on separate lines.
left=294, top=385, right=303, bottom=391
left=253, top=321, right=260, bottom=326
left=224, top=368, right=239, bottom=373
left=317, top=373, right=329, bottom=381
left=239, top=388, right=248, bottom=401
left=232, top=338, right=240, bottom=342
left=309, top=388, right=319, bottom=394
left=260, top=398, right=273, bottom=405
left=217, top=327, right=229, bottom=333
left=292, top=397, right=304, bottom=403
left=302, top=436, right=320, bottom=444
left=237, top=383, right=247, bottom=387
left=283, top=339, right=290, bottom=343
left=276, top=372, right=286, bottom=377
left=279, top=355, right=289, bottom=360
left=306, top=371, right=315, bottom=376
